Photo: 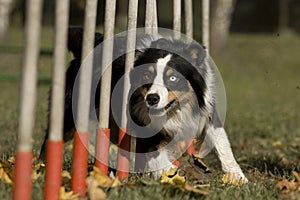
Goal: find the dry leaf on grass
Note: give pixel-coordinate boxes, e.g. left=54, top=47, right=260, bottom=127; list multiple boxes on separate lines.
left=0, top=158, right=14, bottom=184
left=191, top=154, right=211, bottom=173
left=32, top=162, right=45, bottom=181
left=86, top=166, right=123, bottom=200
left=61, top=170, right=71, bottom=180
left=276, top=171, right=300, bottom=194
left=86, top=176, right=107, bottom=200
left=221, top=173, right=244, bottom=186
left=60, top=186, right=79, bottom=200
left=161, top=167, right=186, bottom=186
left=177, top=153, right=212, bottom=185
left=161, top=167, right=209, bottom=195
left=271, top=140, right=283, bottom=148
left=89, top=166, right=121, bottom=187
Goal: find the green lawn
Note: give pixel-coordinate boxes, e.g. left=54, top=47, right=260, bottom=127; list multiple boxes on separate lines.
left=0, top=26, right=299, bottom=199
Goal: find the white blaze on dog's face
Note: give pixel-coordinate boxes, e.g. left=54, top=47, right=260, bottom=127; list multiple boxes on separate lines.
left=145, top=54, right=172, bottom=109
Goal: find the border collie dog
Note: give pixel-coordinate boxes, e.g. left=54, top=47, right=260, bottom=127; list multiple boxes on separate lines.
left=40, top=28, right=248, bottom=183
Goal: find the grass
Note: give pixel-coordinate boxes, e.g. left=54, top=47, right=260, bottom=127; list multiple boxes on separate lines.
left=0, top=26, right=300, bottom=199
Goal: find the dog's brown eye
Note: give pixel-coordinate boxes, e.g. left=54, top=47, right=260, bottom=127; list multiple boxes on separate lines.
left=143, top=72, right=152, bottom=80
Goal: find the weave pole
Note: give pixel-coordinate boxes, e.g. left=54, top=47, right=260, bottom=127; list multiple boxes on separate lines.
left=117, top=0, right=139, bottom=179
left=13, top=0, right=42, bottom=199
left=135, top=0, right=159, bottom=172
left=173, top=0, right=181, bottom=39
left=71, top=0, right=98, bottom=197
left=184, top=0, right=193, bottom=38
left=202, top=0, right=210, bottom=52
left=95, top=0, right=116, bottom=175
left=44, top=0, right=69, bottom=199
left=184, top=0, right=196, bottom=155
left=145, top=0, right=158, bottom=35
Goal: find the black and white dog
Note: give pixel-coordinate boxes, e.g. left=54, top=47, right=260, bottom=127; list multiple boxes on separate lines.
left=40, top=28, right=247, bottom=183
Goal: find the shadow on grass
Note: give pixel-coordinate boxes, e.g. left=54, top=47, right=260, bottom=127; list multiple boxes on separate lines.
left=245, top=154, right=300, bottom=177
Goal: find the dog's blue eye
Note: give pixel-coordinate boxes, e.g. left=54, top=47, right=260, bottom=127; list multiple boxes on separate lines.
left=169, top=75, right=177, bottom=82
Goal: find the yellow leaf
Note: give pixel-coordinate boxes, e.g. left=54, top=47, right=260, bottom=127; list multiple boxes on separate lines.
left=32, top=162, right=45, bottom=181
left=272, top=140, right=283, bottom=148
left=90, top=166, right=121, bottom=188
left=0, top=158, right=14, bottom=184
left=221, top=173, right=244, bottom=186
left=61, top=170, right=71, bottom=179
left=7, top=156, right=15, bottom=165
left=161, top=167, right=186, bottom=186
left=86, top=176, right=107, bottom=200
left=59, top=186, right=79, bottom=200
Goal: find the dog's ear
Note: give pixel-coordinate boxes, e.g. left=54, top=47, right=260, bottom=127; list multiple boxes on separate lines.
left=185, top=43, right=207, bottom=66
left=150, top=38, right=172, bottom=50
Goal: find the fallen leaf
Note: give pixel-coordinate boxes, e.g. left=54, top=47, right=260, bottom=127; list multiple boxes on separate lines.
left=161, top=167, right=209, bottom=195
left=61, top=170, right=71, bottom=179
left=89, top=166, right=121, bottom=187
left=32, top=162, right=45, bottom=181
left=86, top=176, right=106, bottom=200
left=0, top=158, right=14, bottom=184
left=7, top=156, right=15, bottom=165
left=276, top=171, right=300, bottom=194
left=272, top=140, right=283, bottom=148
left=192, top=154, right=211, bottom=173
left=177, top=153, right=212, bottom=185
left=161, top=167, right=186, bottom=186
left=221, top=173, right=244, bottom=186
left=60, top=186, right=79, bottom=200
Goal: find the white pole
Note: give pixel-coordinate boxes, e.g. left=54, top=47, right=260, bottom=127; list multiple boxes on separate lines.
left=173, top=0, right=181, bottom=39
left=145, top=0, right=158, bottom=35
left=71, top=1, right=98, bottom=196
left=153, top=0, right=158, bottom=29
left=49, top=0, right=70, bottom=141
left=202, top=0, right=210, bottom=52
left=184, top=0, right=193, bottom=38
left=98, top=0, right=116, bottom=129
left=121, top=0, right=138, bottom=128
left=17, top=0, right=43, bottom=152
left=13, top=0, right=42, bottom=199
left=76, top=0, right=98, bottom=132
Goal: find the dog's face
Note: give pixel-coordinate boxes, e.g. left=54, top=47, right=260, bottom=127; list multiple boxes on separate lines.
left=129, top=39, right=208, bottom=126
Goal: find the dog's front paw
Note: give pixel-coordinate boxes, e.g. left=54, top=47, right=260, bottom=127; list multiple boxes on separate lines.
left=222, top=172, right=248, bottom=185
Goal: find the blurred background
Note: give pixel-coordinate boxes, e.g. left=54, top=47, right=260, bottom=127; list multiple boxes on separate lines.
left=1, top=0, right=300, bottom=52
left=0, top=0, right=299, bottom=198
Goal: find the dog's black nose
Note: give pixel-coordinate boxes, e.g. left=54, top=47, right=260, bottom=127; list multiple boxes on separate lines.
left=146, top=93, right=160, bottom=106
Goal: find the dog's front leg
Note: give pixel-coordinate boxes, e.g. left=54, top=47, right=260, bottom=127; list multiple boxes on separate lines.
left=145, top=149, right=176, bottom=179
left=205, top=125, right=248, bottom=183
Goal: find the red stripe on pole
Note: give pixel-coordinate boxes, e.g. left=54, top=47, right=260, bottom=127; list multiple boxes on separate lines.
left=71, top=131, right=89, bottom=198
left=44, top=140, right=64, bottom=200
left=117, top=128, right=131, bottom=178
left=13, top=151, right=33, bottom=200
left=186, top=138, right=195, bottom=155
left=173, top=160, right=180, bottom=167
left=95, top=128, right=110, bottom=174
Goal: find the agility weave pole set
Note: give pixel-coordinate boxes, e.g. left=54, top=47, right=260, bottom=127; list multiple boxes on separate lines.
left=13, top=0, right=210, bottom=199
